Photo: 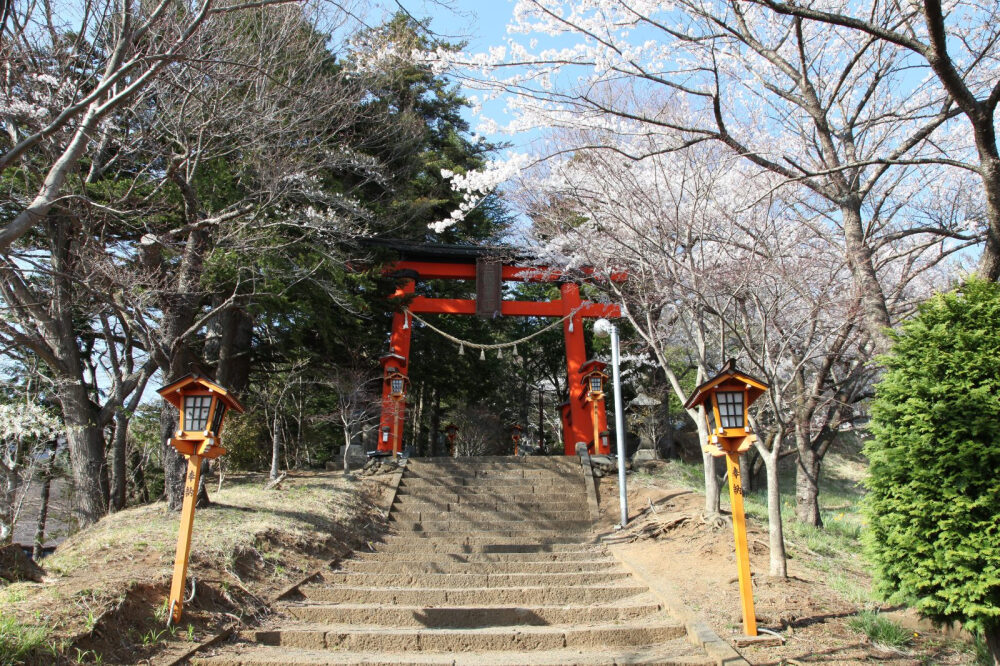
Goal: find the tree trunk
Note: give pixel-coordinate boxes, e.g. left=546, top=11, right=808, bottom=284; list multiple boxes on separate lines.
left=196, top=459, right=211, bottom=507
left=270, top=411, right=282, bottom=480
left=429, top=391, right=441, bottom=457
left=32, top=441, right=58, bottom=561
left=62, top=384, right=109, bottom=525
left=696, top=417, right=721, bottom=516
left=758, top=431, right=787, bottom=577
left=841, top=199, right=892, bottom=352
left=984, top=624, right=1000, bottom=666
left=975, top=154, right=1000, bottom=281
left=795, top=442, right=823, bottom=527
left=109, top=411, right=129, bottom=512
left=343, top=429, right=352, bottom=474
left=0, top=469, right=14, bottom=545
left=216, top=306, right=253, bottom=394
left=128, top=446, right=149, bottom=504
left=161, top=402, right=187, bottom=511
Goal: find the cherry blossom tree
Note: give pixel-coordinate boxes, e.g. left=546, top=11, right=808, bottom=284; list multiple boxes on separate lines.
left=0, top=401, right=63, bottom=545
left=426, top=0, right=982, bottom=352
left=514, top=120, right=958, bottom=570
left=744, top=0, right=1000, bottom=281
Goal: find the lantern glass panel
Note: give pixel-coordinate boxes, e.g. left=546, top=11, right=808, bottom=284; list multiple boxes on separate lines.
left=705, top=401, right=717, bottom=432
left=391, top=378, right=404, bottom=395
left=184, top=395, right=213, bottom=431
left=717, top=391, right=744, bottom=429
left=210, top=402, right=227, bottom=436
left=589, top=376, right=602, bottom=393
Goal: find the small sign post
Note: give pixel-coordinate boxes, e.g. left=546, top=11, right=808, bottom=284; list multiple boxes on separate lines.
left=157, top=374, right=244, bottom=626
left=684, top=359, right=768, bottom=637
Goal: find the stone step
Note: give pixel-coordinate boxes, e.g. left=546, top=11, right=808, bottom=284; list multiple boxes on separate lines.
left=352, top=550, right=606, bottom=563
left=387, top=530, right=585, bottom=539
left=390, top=520, right=594, bottom=532
left=390, top=510, right=585, bottom=522
left=409, top=456, right=579, bottom=466
left=295, top=583, right=649, bottom=605
left=399, top=479, right=580, bottom=492
left=394, top=490, right=584, bottom=503
left=375, top=538, right=592, bottom=551
left=281, top=602, right=662, bottom=626
left=338, top=559, right=616, bottom=574
left=254, top=622, right=688, bottom=652
left=195, top=643, right=715, bottom=665
left=391, top=499, right=584, bottom=511
left=403, top=469, right=582, bottom=480
left=321, top=571, right=631, bottom=588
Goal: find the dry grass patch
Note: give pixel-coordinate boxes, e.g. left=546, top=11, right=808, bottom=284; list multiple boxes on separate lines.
left=0, top=471, right=384, bottom=665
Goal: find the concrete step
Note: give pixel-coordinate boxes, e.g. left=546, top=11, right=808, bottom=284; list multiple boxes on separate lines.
left=352, top=550, right=607, bottom=563
left=389, top=510, right=585, bottom=522
left=390, top=520, right=594, bottom=532
left=296, top=584, right=649, bottom=605
left=375, top=538, right=593, bottom=552
left=391, top=499, right=584, bottom=511
left=398, top=479, right=580, bottom=492
left=322, top=571, right=631, bottom=588
left=254, top=622, right=688, bottom=651
left=338, top=559, right=616, bottom=574
left=403, top=469, right=583, bottom=480
left=394, top=491, right=585, bottom=504
left=281, top=602, right=662, bottom=626
left=387, top=530, right=586, bottom=540
left=409, top=456, right=579, bottom=466
left=195, top=643, right=715, bottom=665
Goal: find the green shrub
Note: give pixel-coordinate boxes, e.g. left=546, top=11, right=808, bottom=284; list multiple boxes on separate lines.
left=864, top=279, right=1000, bottom=656
left=847, top=611, right=911, bottom=648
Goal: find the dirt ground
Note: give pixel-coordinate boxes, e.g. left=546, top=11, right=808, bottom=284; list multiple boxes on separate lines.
left=0, top=470, right=390, bottom=665
left=594, top=466, right=977, bottom=665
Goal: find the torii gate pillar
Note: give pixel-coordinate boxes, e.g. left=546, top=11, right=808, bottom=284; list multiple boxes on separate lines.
left=561, top=283, right=607, bottom=455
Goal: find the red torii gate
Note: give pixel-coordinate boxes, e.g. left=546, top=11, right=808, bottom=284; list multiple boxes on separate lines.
left=373, top=241, right=623, bottom=456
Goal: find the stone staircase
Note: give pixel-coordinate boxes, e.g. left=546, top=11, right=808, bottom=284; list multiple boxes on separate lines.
left=194, top=456, right=717, bottom=665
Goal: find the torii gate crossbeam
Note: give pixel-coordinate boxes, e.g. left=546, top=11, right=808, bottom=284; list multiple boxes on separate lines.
left=374, top=246, right=623, bottom=457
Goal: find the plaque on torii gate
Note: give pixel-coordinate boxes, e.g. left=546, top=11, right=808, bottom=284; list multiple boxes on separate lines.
left=366, top=239, right=625, bottom=456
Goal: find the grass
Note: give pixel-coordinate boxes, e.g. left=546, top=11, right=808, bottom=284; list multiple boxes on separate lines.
left=0, top=612, right=51, bottom=665
left=847, top=610, right=912, bottom=648
left=2, top=471, right=376, bottom=664
left=45, top=472, right=367, bottom=579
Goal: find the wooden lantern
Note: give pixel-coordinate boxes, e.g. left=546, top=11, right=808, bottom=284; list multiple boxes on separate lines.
left=157, top=374, right=244, bottom=626
left=684, top=359, right=769, bottom=638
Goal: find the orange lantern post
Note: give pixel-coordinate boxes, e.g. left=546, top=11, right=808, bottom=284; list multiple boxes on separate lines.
left=511, top=424, right=523, bottom=455
left=158, top=375, right=245, bottom=626
left=580, top=361, right=609, bottom=455
left=386, top=370, right=409, bottom=459
left=684, top=359, right=768, bottom=637
left=444, top=423, right=459, bottom=457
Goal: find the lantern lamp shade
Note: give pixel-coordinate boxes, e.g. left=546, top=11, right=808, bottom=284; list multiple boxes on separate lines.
left=390, top=377, right=404, bottom=395
left=589, top=376, right=603, bottom=393
left=683, top=359, right=768, bottom=437
left=716, top=391, right=744, bottom=429
left=184, top=394, right=213, bottom=432
left=157, top=373, right=246, bottom=436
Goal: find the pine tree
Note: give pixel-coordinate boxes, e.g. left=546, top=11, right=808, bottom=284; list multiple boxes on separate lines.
left=865, top=279, right=1000, bottom=663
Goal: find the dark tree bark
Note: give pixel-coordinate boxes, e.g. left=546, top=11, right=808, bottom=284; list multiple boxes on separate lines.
left=109, top=412, right=129, bottom=512
left=794, top=439, right=823, bottom=527
left=215, top=305, right=253, bottom=394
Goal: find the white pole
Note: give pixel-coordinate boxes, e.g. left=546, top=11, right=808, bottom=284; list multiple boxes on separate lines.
left=610, top=323, right=628, bottom=528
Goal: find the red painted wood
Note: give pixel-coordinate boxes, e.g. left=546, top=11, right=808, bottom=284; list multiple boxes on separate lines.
left=379, top=280, right=414, bottom=453
left=409, top=296, right=620, bottom=319
left=386, top=261, right=626, bottom=283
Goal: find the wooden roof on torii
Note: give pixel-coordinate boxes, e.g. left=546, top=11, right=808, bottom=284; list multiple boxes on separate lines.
left=363, top=238, right=625, bottom=318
